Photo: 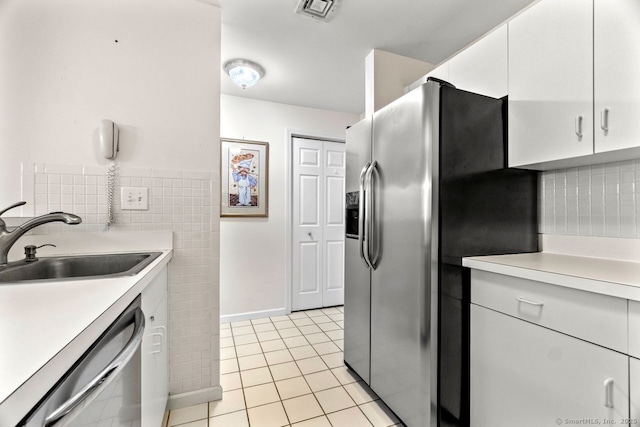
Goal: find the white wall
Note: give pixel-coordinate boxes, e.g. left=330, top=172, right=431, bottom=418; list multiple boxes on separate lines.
left=0, top=0, right=219, bottom=214
left=220, top=95, right=359, bottom=318
left=365, top=49, right=435, bottom=117
left=0, top=0, right=222, bottom=403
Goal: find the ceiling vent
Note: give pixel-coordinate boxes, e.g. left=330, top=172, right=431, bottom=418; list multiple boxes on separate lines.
left=295, top=0, right=336, bottom=21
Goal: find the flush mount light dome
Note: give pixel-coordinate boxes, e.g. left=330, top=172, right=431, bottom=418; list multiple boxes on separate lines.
left=223, top=59, right=265, bottom=89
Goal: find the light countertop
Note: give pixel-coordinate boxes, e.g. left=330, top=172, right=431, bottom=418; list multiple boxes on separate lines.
left=463, top=252, right=640, bottom=301
left=0, top=231, right=172, bottom=426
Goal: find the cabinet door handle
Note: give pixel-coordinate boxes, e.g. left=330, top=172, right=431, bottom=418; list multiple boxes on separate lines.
left=601, top=108, right=609, bottom=132
left=151, top=332, right=164, bottom=354
left=604, top=378, right=614, bottom=408
left=575, top=115, right=584, bottom=138
left=516, top=297, right=544, bottom=307
left=151, top=326, right=166, bottom=354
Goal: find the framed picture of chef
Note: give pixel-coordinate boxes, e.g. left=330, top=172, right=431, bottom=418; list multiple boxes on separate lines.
left=220, top=138, right=269, bottom=217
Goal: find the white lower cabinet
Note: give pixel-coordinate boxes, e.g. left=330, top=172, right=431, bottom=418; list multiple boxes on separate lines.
left=141, top=267, right=169, bottom=427
left=631, top=358, right=640, bottom=422
left=471, top=305, right=630, bottom=427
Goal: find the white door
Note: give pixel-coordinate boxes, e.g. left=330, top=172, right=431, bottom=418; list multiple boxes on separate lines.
left=292, top=137, right=345, bottom=311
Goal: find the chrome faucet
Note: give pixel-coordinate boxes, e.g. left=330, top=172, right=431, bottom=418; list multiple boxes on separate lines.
left=0, top=201, right=82, bottom=265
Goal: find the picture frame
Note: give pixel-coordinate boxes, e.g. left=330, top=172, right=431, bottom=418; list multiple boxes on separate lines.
left=220, top=138, right=269, bottom=217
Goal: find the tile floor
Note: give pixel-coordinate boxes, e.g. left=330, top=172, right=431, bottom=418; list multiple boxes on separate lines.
left=165, top=306, right=405, bottom=427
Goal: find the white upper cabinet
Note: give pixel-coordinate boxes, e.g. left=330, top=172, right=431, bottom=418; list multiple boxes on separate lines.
left=508, top=0, right=594, bottom=168
left=594, top=0, right=640, bottom=153
left=449, top=25, right=508, bottom=99
left=407, top=25, right=507, bottom=98
left=508, top=0, right=640, bottom=169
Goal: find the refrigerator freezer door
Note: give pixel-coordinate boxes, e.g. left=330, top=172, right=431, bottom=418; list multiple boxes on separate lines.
left=370, top=82, right=439, bottom=426
left=344, top=237, right=371, bottom=383
left=344, top=117, right=373, bottom=384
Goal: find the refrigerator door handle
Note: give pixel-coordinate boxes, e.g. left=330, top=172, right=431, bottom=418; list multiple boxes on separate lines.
left=365, top=161, right=378, bottom=270
left=359, top=162, right=372, bottom=268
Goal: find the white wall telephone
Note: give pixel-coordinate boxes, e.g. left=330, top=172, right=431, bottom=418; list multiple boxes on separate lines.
left=99, top=119, right=119, bottom=226
left=99, top=119, right=119, bottom=159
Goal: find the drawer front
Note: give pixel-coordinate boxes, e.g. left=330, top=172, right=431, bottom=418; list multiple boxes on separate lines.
left=471, top=270, right=627, bottom=353
left=630, top=301, right=640, bottom=358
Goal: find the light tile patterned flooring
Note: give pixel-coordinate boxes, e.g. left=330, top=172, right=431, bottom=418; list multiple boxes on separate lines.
left=166, top=306, right=405, bottom=427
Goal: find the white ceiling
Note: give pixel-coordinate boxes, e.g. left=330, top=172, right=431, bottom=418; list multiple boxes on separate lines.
left=220, top=0, right=536, bottom=114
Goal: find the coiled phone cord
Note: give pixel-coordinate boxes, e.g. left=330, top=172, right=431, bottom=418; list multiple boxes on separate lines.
left=106, top=161, right=117, bottom=226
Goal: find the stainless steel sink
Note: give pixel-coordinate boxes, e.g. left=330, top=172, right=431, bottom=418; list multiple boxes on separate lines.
left=0, top=252, right=162, bottom=283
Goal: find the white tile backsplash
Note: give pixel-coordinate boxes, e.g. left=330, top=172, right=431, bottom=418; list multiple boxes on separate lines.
left=540, top=159, right=639, bottom=238
left=20, top=162, right=220, bottom=397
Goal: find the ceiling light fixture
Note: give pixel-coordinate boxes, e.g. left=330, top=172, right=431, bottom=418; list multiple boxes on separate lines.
left=223, top=59, right=265, bottom=89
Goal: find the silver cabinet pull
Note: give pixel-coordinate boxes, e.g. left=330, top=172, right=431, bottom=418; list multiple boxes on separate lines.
left=575, top=115, right=584, bottom=138
left=604, top=378, right=614, bottom=408
left=601, top=108, right=610, bottom=132
left=516, top=296, right=544, bottom=307
left=308, top=232, right=313, bottom=239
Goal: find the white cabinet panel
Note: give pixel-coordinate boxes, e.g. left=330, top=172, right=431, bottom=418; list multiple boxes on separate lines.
left=448, top=25, right=507, bottom=98
left=471, top=305, right=629, bottom=427
left=141, top=267, right=168, bottom=427
left=631, top=357, right=640, bottom=422
left=508, top=0, right=594, bottom=167
left=594, top=0, right=640, bottom=153
left=630, top=300, right=640, bottom=358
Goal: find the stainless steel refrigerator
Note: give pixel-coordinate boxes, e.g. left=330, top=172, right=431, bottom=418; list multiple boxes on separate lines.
left=344, top=80, right=538, bottom=427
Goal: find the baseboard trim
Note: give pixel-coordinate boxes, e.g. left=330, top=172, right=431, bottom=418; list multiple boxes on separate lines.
left=167, top=386, right=223, bottom=410
left=220, top=307, right=287, bottom=324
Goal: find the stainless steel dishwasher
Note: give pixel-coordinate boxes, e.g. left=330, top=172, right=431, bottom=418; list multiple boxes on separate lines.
left=19, top=296, right=145, bottom=427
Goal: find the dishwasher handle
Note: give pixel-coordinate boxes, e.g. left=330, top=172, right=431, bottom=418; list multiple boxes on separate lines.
left=43, top=307, right=145, bottom=427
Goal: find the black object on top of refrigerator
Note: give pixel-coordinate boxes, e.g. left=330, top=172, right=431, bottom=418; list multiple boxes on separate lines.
left=343, top=80, right=538, bottom=427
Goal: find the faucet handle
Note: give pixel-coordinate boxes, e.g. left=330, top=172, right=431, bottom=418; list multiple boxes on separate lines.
left=0, top=201, right=27, bottom=217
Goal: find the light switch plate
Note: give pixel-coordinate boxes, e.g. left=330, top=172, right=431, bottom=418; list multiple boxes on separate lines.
left=121, top=187, right=149, bottom=210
